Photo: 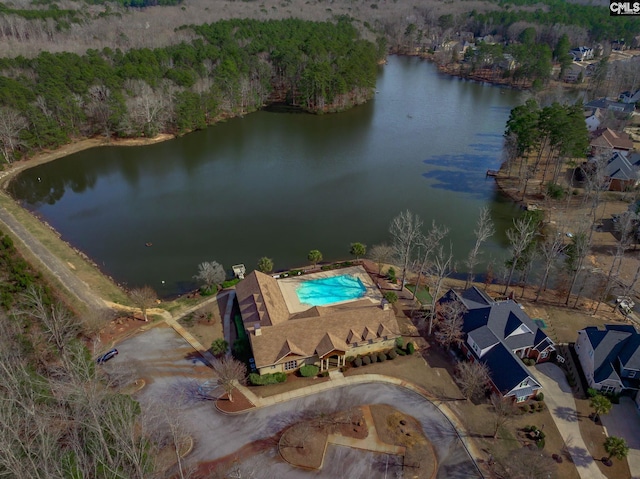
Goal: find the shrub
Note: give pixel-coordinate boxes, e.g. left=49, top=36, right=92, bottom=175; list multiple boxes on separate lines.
left=248, top=372, right=287, bottom=386
left=320, top=371, right=329, bottom=377
left=536, top=438, right=545, bottom=449
left=535, top=392, right=544, bottom=401
left=383, top=291, right=398, bottom=303
left=221, top=278, right=241, bottom=288
left=387, top=349, right=397, bottom=360
left=520, top=404, right=530, bottom=413
left=396, top=347, right=406, bottom=356
left=587, top=388, right=599, bottom=398
left=369, top=354, right=378, bottom=363
left=345, top=356, right=355, bottom=364
left=387, top=267, right=396, bottom=282
left=406, top=342, right=415, bottom=355
left=354, top=357, right=363, bottom=367
left=546, top=182, right=566, bottom=199
left=362, top=355, right=371, bottom=365
left=299, top=365, right=319, bottom=377
left=395, top=337, right=404, bottom=348
left=523, top=425, right=534, bottom=433
left=537, top=401, right=545, bottom=411
left=377, top=352, right=387, bottom=362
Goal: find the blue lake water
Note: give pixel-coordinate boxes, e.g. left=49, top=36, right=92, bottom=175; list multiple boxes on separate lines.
left=8, top=56, right=524, bottom=297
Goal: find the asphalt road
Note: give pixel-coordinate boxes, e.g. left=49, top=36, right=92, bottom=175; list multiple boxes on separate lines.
left=113, top=326, right=482, bottom=479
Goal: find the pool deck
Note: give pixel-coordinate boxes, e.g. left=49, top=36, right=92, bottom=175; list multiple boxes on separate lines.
left=277, top=265, right=384, bottom=314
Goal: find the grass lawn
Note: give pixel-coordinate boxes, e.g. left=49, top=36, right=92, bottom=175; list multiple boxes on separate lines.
left=406, top=284, right=433, bottom=305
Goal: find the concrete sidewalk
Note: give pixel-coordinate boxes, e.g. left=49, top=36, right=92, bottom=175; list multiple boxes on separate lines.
left=535, top=363, right=607, bottom=479
left=600, top=397, right=640, bottom=479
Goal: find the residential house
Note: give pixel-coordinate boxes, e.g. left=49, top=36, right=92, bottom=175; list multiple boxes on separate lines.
left=602, top=152, right=640, bottom=191
left=564, top=62, right=587, bottom=83
left=570, top=46, right=594, bottom=61
left=590, top=127, right=634, bottom=157
left=575, top=324, right=640, bottom=395
left=235, top=266, right=400, bottom=375
left=611, top=39, right=626, bottom=51
left=620, top=89, right=640, bottom=104
left=498, top=53, right=517, bottom=71
left=438, top=287, right=555, bottom=402
left=584, top=107, right=604, bottom=132
left=585, top=98, right=636, bottom=114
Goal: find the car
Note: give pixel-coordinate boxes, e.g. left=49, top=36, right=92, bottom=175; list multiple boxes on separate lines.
left=96, top=348, right=118, bottom=364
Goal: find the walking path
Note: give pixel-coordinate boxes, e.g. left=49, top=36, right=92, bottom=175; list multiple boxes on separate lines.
left=0, top=198, right=106, bottom=311
left=535, top=362, right=607, bottom=479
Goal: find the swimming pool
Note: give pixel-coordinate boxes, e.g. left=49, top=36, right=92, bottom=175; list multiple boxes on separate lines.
left=296, top=274, right=366, bottom=307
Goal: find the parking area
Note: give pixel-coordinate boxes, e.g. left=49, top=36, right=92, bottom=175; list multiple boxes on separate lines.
left=106, top=325, right=480, bottom=478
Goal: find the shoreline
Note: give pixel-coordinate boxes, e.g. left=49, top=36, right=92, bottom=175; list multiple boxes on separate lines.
left=0, top=133, right=175, bottom=186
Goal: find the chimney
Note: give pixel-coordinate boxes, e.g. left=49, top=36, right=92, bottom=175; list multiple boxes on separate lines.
left=254, top=322, right=262, bottom=336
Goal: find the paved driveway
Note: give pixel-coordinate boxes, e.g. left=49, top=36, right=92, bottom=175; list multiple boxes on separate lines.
left=113, top=326, right=481, bottom=479
left=600, top=397, right=640, bottom=479
left=535, top=363, right=607, bottom=479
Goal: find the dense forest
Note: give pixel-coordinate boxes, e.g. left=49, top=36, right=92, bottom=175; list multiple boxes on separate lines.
left=473, top=0, right=640, bottom=42
left=0, top=17, right=382, bottom=163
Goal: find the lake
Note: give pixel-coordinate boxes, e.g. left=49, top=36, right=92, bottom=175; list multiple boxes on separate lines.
left=9, top=55, right=524, bottom=297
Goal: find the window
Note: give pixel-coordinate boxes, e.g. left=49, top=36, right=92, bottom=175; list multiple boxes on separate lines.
left=540, top=350, right=548, bottom=359
left=516, top=394, right=529, bottom=403
left=284, top=360, right=297, bottom=371
left=600, top=385, right=615, bottom=394
left=629, top=371, right=636, bottom=378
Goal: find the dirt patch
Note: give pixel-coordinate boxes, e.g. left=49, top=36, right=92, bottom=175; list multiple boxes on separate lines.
left=371, top=404, right=437, bottom=479
left=215, top=388, right=256, bottom=413
left=178, top=301, right=224, bottom=351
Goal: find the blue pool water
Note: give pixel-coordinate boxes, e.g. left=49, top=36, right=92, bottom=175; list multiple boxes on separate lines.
left=296, top=274, right=367, bottom=306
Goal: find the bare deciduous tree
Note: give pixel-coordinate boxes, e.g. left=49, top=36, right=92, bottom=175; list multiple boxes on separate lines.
left=427, top=244, right=455, bottom=336
left=455, top=361, right=490, bottom=401
left=504, top=216, right=537, bottom=295
left=368, top=243, right=394, bottom=275
left=129, top=286, right=157, bottom=322
left=389, top=210, right=423, bottom=291
left=19, top=285, right=80, bottom=353
left=490, top=393, right=516, bottom=439
left=465, top=207, right=494, bottom=289
left=0, top=106, right=28, bottom=163
left=413, top=221, right=448, bottom=300
left=212, top=356, right=246, bottom=403
left=434, top=299, right=465, bottom=350
left=194, top=260, right=225, bottom=290
left=535, top=232, right=564, bottom=301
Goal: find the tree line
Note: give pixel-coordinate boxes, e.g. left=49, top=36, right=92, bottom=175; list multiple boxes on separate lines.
left=0, top=17, right=382, bottom=164
left=472, top=0, right=640, bottom=43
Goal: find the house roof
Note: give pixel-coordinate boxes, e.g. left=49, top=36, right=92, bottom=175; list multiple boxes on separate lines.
left=235, top=271, right=291, bottom=327
left=248, top=303, right=399, bottom=368
left=591, top=127, right=634, bottom=151
left=480, top=342, right=534, bottom=394
left=602, top=152, right=640, bottom=181
left=585, top=99, right=635, bottom=114
left=442, top=287, right=554, bottom=395
left=468, top=325, right=499, bottom=350
left=237, top=268, right=401, bottom=369
left=582, top=324, right=640, bottom=383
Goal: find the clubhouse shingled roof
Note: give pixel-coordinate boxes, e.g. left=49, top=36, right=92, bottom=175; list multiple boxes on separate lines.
left=235, top=269, right=400, bottom=370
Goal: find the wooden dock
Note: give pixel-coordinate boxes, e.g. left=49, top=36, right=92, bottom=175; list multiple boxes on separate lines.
left=486, top=169, right=500, bottom=177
